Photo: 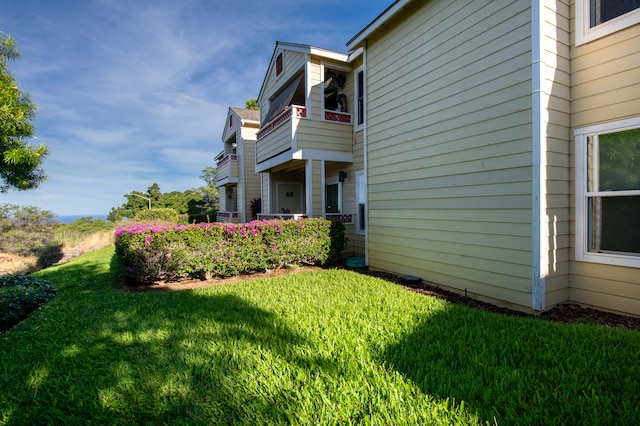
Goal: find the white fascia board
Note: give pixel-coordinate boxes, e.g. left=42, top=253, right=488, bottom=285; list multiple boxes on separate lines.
left=291, top=149, right=353, bottom=162
left=347, top=0, right=411, bottom=49
left=255, top=150, right=293, bottom=173
left=348, top=47, right=364, bottom=63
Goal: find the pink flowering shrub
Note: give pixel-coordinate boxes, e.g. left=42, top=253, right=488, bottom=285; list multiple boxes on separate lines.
left=114, top=218, right=346, bottom=284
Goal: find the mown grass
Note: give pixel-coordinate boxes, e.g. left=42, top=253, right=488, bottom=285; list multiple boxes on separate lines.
left=1, top=246, right=639, bottom=425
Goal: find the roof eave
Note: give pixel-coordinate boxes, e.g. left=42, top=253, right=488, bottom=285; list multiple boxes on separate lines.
left=346, top=0, right=411, bottom=50
left=257, top=41, right=349, bottom=102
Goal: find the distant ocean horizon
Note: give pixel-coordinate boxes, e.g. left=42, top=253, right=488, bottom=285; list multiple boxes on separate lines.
left=57, top=214, right=109, bottom=224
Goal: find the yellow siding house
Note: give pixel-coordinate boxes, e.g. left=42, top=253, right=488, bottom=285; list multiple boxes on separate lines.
left=342, top=0, right=640, bottom=315
left=246, top=0, right=639, bottom=315
left=255, top=42, right=366, bottom=255
left=215, top=107, right=261, bottom=223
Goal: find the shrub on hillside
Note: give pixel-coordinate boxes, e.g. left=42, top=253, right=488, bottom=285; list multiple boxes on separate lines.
left=114, top=218, right=346, bottom=284
left=0, top=275, right=57, bottom=330
left=132, top=208, right=179, bottom=223
left=0, top=204, right=58, bottom=257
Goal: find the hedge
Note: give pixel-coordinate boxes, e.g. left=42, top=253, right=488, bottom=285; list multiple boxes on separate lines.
left=0, top=275, right=58, bottom=331
left=114, top=218, right=346, bottom=284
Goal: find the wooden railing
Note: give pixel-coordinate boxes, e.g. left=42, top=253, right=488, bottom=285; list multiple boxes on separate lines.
left=257, top=105, right=307, bottom=140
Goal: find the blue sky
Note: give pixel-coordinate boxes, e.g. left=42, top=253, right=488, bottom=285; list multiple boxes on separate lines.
left=1, top=0, right=391, bottom=217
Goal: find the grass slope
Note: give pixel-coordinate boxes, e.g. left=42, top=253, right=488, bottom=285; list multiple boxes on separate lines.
left=1, top=246, right=639, bottom=425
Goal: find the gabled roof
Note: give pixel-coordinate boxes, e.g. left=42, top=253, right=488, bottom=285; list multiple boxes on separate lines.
left=257, top=41, right=349, bottom=102
left=222, top=107, right=260, bottom=141
left=346, top=0, right=411, bottom=50
left=230, top=107, right=260, bottom=123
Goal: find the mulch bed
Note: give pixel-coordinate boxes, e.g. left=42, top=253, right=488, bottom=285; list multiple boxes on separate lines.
left=358, top=268, right=640, bottom=332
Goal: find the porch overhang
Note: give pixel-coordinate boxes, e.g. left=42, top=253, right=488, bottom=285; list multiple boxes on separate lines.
left=256, top=149, right=353, bottom=173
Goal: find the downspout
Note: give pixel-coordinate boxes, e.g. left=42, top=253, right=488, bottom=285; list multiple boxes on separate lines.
left=531, top=0, right=547, bottom=311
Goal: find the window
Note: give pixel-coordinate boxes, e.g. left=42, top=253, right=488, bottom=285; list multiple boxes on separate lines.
left=355, top=67, right=365, bottom=129
left=275, top=52, right=283, bottom=77
left=356, top=170, right=366, bottom=234
left=575, top=117, right=640, bottom=267
left=576, top=0, right=640, bottom=45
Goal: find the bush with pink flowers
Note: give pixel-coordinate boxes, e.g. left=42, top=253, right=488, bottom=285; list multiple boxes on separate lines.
left=114, top=218, right=346, bottom=284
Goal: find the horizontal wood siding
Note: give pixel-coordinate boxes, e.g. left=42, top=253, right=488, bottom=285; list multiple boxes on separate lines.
left=571, top=24, right=640, bottom=126
left=296, top=118, right=352, bottom=153
left=308, top=60, right=322, bottom=120
left=570, top=11, right=640, bottom=314
left=261, top=173, right=270, bottom=214
left=365, top=0, right=534, bottom=307
left=256, top=122, right=291, bottom=164
left=241, top=139, right=261, bottom=222
left=542, top=0, right=572, bottom=306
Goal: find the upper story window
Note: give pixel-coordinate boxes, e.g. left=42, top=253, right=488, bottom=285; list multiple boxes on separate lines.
left=575, top=117, right=640, bottom=267
left=576, top=0, right=640, bottom=45
left=355, top=67, right=365, bottom=130
left=275, top=53, right=283, bottom=77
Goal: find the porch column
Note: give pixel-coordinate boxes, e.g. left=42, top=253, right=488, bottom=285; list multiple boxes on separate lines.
left=261, top=173, right=271, bottom=214
left=305, top=160, right=323, bottom=217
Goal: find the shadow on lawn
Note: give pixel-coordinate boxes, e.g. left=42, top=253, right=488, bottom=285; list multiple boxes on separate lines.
left=381, top=302, right=640, bottom=425
left=2, top=251, right=329, bottom=424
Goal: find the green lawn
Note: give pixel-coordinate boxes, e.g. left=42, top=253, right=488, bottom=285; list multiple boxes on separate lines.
left=1, top=247, right=639, bottom=425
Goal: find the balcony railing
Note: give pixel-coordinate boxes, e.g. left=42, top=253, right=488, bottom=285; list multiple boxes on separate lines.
left=257, top=213, right=308, bottom=221
left=324, top=110, right=352, bottom=124
left=325, top=212, right=354, bottom=224
left=257, top=105, right=307, bottom=140
left=215, top=154, right=239, bottom=183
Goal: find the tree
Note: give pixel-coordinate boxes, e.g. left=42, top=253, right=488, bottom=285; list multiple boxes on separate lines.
left=198, top=166, right=219, bottom=211
left=0, top=32, right=48, bottom=192
left=245, top=98, right=259, bottom=111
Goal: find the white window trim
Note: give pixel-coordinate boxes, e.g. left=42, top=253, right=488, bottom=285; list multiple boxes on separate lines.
left=576, top=0, right=640, bottom=46
left=356, top=170, right=366, bottom=235
left=354, top=66, right=365, bottom=132
left=275, top=51, right=284, bottom=79
left=574, top=116, right=640, bottom=268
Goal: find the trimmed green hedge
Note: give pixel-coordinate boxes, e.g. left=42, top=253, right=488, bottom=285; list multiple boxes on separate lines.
left=114, top=218, right=346, bottom=284
left=1, top=275, right=57, bottom=330
left=132, top=208, right=179, bottom=223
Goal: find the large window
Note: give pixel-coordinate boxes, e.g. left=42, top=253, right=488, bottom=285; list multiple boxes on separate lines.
left=576, top=0, right=640, bottom=45
left=575, top=117, right=640, bottom=267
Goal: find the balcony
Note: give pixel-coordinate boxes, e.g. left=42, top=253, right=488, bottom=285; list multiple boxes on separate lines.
left=215, top=153, right=239, bottom=185
left=256, top=105, right=353, bottom=172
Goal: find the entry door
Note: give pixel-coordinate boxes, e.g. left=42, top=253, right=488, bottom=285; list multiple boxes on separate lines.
left=277, top=183, right=303, bottom=214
